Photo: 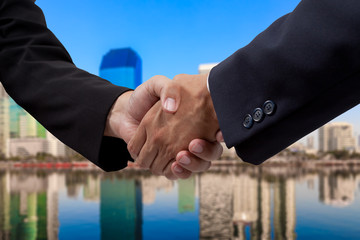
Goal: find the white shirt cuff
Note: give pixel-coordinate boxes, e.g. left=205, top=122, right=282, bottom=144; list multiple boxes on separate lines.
left=206, top=70, right=211, bottom=93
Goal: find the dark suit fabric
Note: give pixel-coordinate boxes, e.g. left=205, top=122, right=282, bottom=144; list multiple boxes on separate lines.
left=209, top=0, right=360, bottom=164
left=0, top=0, right=131, bottom=171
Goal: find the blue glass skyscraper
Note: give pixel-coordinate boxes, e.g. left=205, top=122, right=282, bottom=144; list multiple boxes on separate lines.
left=100, top=48, right=142, bottom=89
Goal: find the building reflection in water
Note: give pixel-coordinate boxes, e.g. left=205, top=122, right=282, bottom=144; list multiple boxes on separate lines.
left=178, top=178, right=196, bottom=213
left=100, top=178, right=142, bottom=240
left=0, top=171, right=63, bottom=240
left=273, top=178, right=296, bottom=240
left=319, top=172, right=357, bottom=207
left=0, top=166, right=359, bottom=239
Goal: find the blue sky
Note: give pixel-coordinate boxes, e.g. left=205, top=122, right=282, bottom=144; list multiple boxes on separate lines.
left=36, top=0, right=360, bottom=139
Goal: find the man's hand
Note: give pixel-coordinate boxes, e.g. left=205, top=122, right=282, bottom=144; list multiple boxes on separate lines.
left=104, top=75, right=222, bottom=179
left=127, top=74, right=220, bottom=178
left=104, top=75, right=178, bottom=143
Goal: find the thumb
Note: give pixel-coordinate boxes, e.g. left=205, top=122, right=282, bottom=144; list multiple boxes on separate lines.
left=128, top=75, right=177, bottom=121
left=160, top=80, right=181, bottom=114
left=216, top=131, right=224, bottom=142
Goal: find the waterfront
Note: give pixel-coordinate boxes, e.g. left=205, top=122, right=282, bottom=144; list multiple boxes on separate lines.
left=0, top=164, right=360, bottom=240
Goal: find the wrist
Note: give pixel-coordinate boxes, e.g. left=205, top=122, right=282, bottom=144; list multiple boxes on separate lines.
left=202, top=74, right=219, bottom=137
left=173, top=73, right=219, bottom=141
left=104, top=91, right=133, bottom=139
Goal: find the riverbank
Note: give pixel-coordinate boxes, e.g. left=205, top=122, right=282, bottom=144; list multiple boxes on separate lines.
left=0, top=157, right=360, bottom=172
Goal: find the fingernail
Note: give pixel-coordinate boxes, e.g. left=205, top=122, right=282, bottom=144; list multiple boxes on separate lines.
left=174, top=165, right=184, bottom=173
left=164, top=98, right=176, bottom=112
left=191, top=143, right=203, bottom=154
left=179, top=156, right=191, bottom=165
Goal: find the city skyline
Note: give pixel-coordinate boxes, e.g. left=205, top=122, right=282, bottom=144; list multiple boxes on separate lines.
left=0, top=83, right=67, bottom=158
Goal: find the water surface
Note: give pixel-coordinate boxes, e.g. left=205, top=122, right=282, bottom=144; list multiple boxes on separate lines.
left=0, top=165, right=359, bottom=239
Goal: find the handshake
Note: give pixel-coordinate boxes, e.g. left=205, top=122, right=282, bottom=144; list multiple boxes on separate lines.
left=104, top=74, right=223, bottom=180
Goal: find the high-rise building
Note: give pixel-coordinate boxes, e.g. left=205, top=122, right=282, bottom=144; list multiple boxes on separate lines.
left=100, top=48, right=142, bottom=89
left=307, top=136, right=314, bottom=149
left=9, top=98, right=46, bottom=139
left=19, top=113, right=46, bottom=139
left=0, top=81, right=67, bottom=157
left=319, top=122, right=356, bottom=152
left=198, top=63, right=218, bottom=75
left=0, top=84, right=9, bottom=156
left=9, top=98, right=25, bottom=138
left=45, top=132, right=66, bottom=157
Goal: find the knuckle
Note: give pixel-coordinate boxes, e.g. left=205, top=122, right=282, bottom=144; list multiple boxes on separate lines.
left=179, top=172, right=192, bottom=179
left=164, top=82, right=173, bottom=91
left=136, top=160, right=148, bottom=169
left=171, top=84, right=181, bottom=94
left=151, top=168, right=163, bottom=176
left=127, top=143, right=136, bottom=157
left=216, top=145, right=224, bottom=159
left=164, top=170, right=175, bottom=180
left=152, top=131, right=164, bottom=145
left=204, top=161, right=212, bottom=171
left=151, top=75, right=165, bottom=81
left=173, top=74, right=186, bottom=81
left=172, top=75, right=180, bottom=82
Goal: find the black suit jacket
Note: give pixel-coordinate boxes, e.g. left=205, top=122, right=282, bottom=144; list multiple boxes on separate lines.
left=209, top=0, right=360, bottom=164
left=0, top=0, right=131, bottom=171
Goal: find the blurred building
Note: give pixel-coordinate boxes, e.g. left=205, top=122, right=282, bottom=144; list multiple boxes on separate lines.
left=0, top=85, right=9, bottom=156
left=287, top=140, right=317, bottom=155
left=7, top=132, right=67, bottom=158
left=319, top=173, right=357, bottom=207
left=9, top=98, right=46, bottom=139
left=8, top=138, right=48, bottom=157
left=45, top=132, right=66, bottom=157
left=307, top=136, right=314, bottom=149
left=287, top=142, right=306, bottom=153
left=100, top=48, right=142, bottom=89
left=319, top=122, right=356, bottom=152
left=0, top=83, right=68, bottom=158
left=198, top=63, right=218, bottom=75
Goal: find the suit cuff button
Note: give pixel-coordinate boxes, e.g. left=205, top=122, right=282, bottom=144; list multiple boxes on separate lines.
left=263, top=100, right=276, bottom=116
left=243, top=114, right=254, bottom=129
left=253, top=108, right=264, bottom=122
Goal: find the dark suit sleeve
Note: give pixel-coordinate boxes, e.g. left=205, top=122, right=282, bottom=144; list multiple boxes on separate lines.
left=209, top=0, right=360, bottom=164
left=0, top=0, right=132, bottom=171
